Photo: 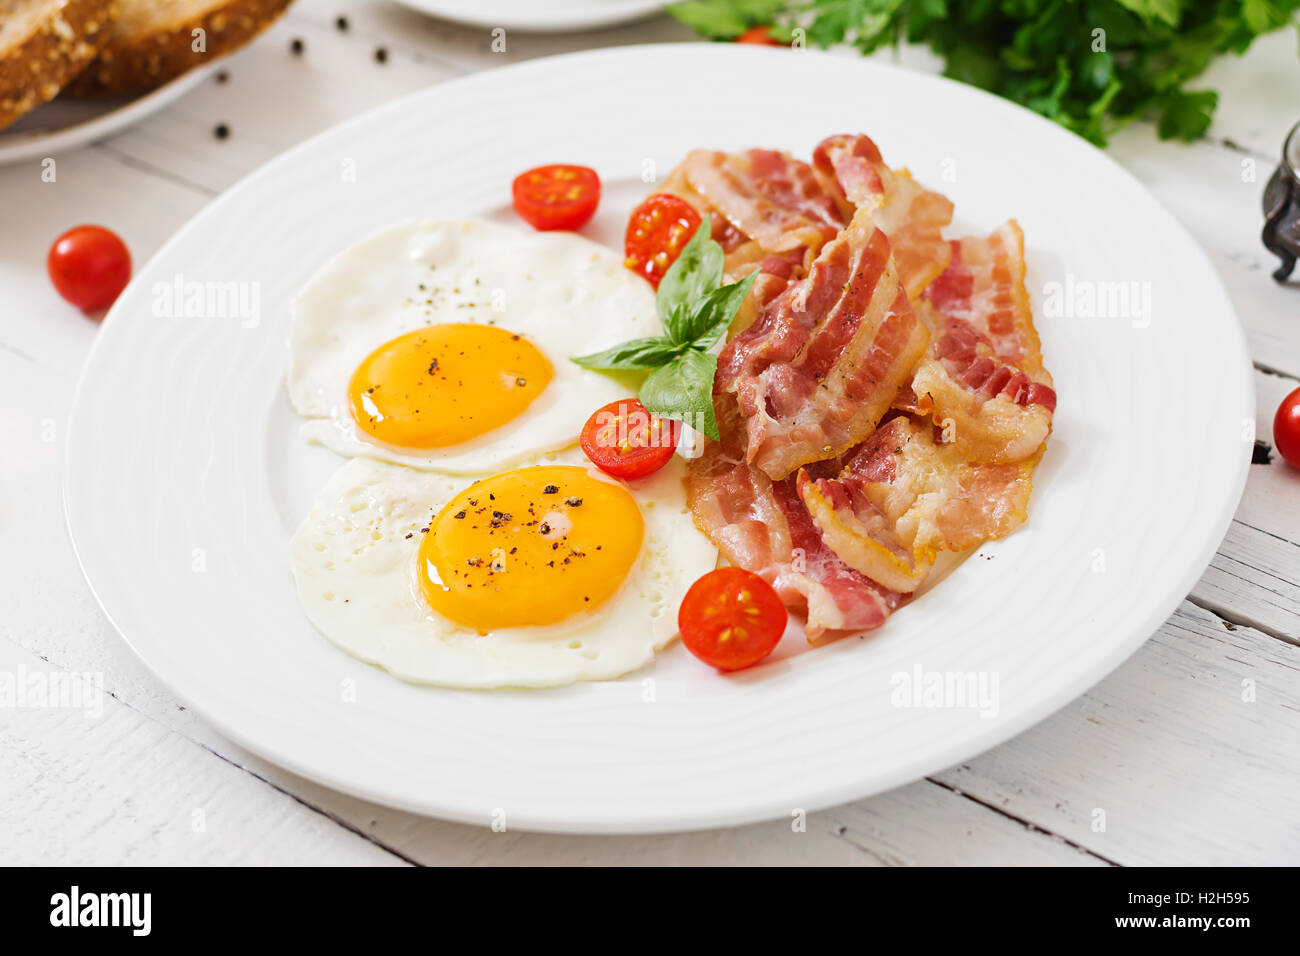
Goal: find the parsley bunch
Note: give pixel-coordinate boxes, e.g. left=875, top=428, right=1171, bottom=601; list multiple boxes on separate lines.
left=668, top=0, right=1300, bottom=146
left=574, top=217, right=755, bottom=441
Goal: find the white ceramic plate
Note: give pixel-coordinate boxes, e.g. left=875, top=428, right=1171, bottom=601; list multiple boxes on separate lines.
left=0, top=66, right=214, bottom=166
left=392, top=0, right=664, bottom=32
left=65, top=45, right=1252, bottom=834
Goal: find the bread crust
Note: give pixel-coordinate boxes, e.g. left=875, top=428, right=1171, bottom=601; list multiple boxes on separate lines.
left=64, top=0, right=293, bottom=97
left=0, top=0, right=118, bottom=129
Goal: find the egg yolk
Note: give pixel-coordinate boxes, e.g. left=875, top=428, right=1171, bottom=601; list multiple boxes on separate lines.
left=417, top=466, right=644, bottom=632
left=348, top=324, right=553, bottom=450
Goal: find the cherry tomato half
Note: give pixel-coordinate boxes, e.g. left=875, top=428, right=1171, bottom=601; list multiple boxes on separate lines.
left=735, top=25, right=782, bottom=46
left=624, top=193, right=703, bottom=288
left=47, top=225, right=132, bottom=312
left=512, top=164, right=601, bottom=231
left=580, top=398, right=680, bottom=480
left=678, top=567, right=787, bottom=671
left=1274, top=386, right=1300, bottom=469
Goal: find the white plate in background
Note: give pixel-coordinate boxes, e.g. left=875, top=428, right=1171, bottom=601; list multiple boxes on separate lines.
left=0, top=66, right=215, bottom=166
left=392, top=0, right=665, bottom=33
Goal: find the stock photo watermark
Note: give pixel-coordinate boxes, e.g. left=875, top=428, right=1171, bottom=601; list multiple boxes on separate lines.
left=890, top=664, right=1000, bottom=718
left=1042, top=274, right=1153, bottom=328
left=49, top=887, right=151, bottom=936
left=0, top=665, right=103, bottom=719
left=150, top=273, right=261, bottom=327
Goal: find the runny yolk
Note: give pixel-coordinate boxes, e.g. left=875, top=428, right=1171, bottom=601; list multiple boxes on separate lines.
left=417, top=466, right=644, bottom=632
left=348, top=324, right=553, bottom=450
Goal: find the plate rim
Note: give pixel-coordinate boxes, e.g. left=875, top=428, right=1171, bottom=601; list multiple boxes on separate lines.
left=0, top=65, right=215, bottom=165
left=63, top=43, right=1255, bottom=834
left=391, top=0, right=666, bottom=33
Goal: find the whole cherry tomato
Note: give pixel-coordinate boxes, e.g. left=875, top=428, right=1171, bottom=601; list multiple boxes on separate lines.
left=512, top=164, right=601, bottom=231
left=47, top=225, right=132, bottom=312
left=678, top=567, right=787, bottom=671
left=1274, top=386, right=1300, bottom=469
left=735, top=26, right=782, bottom=46
left=624, top=193, right=703, bottom=288
left=580, top=398, right=680, bottom=480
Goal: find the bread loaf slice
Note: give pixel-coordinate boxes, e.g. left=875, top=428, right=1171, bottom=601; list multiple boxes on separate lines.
left=0, top=0, right=117, bottom=129
left=65, top=0, right=292, bottom=97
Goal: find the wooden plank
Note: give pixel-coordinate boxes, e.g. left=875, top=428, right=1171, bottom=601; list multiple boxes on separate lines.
left=1191, top=367, right=1300, bottom=641
left=63, top=599, right=1299, bottom=865
left=5, top=0, right=1297, bottom=863
left=1107, top=128, right=1300, bottom=380
left=90, top=2, right=695, bottom=196
left=1201, top=28, right=1300, bottom=162
left=191, top=600, right=1300, bottom=864
left=91, top=13, right=467, bottom=196
left=0, top=151, right=214, bottom=736
left=0, top=638, right=403, bottom=865
left=932, top=601, right=1300, bottom=865
left=197, top=753, right=1105, bottom=866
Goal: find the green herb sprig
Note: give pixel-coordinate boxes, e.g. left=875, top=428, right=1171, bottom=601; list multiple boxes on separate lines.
left=667, top=0, right=1300, bottom=147
left=573, top=217, right=755, bottom=441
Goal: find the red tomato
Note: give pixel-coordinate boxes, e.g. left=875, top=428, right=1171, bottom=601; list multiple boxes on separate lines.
left=1274, top=387, right=1300, bottom=469
left=580, top=398, right=680, bottom=480
left=511, top=164, right=601, bottom=231
left=735, top=26, right=781, bottom=46
left=678, top=567, right=787, bottom=671
left=624, top=193, right=703, bottom=288
left=47, top=225, right=132, bottom=312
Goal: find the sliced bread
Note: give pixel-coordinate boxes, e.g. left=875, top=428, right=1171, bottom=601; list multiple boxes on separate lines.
left=0, top=0, right=117, bottom=129
left=65, top=0, right=292, bottom=97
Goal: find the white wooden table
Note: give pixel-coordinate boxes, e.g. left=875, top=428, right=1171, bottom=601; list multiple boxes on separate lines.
left=2, top=0, right=1298, bottom=866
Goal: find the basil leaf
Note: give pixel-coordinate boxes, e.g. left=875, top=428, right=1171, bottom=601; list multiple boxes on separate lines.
left=679, top=271, right=758, bottom=350
left=572, top=336, right=681, bottom=370
left=656, top=217, right=723, bottom=343
left=640, top=348, right=720, bottom=442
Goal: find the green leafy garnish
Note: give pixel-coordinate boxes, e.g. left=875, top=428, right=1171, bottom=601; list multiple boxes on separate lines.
left=666, top=0, right=1300, bottom=147
left=573, top=217, right=755, bottom=441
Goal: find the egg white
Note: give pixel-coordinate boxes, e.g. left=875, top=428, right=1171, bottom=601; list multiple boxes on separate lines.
left=288, top=449, right=718, bottom=688
left=287, top=218, right=660, bottom=475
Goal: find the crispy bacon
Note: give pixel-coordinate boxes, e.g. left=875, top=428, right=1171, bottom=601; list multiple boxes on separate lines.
left=716, top=208, right=931, bottom=480
left=662, top=138, right=1055, bottom=646
left=797, top=416, right=1037, bottom=593
left=680, top=148, right=845, bottom=253
left=723, top=244, right=813, bottom=338
left=686, top=400, right=901, bottom=639
left=909, top=220, right=1055, bottom=463
left=812, top=133, right=954, bottom=302
left=659, top=148, right=853, bottom=336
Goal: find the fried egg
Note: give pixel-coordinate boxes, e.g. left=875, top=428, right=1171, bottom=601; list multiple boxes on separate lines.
left=287, top=218, right=659, bottom=474
left=288, top=450, right=717, bottom=688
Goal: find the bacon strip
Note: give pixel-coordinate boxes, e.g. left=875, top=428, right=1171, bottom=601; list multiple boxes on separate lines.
left=716, top=208, right=931, bottom=480
left=680, top=148, right=844, bottom=253
left=664, top=139, right=1055, bottom=647
left=659, top=148, right=852, bottom=337
left=797, top=416, right=1037, bottom=593
left=812, top=133, right=954, bottom=302
left=908, top=220, right=1057, bottom=464
left=687, top=400, right=901, bottom=639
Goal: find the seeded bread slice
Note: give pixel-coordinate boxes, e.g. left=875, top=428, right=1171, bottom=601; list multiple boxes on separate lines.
left=0, top=0, right=117, bottom=129
left=64, top=0, right=293, bottom=97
